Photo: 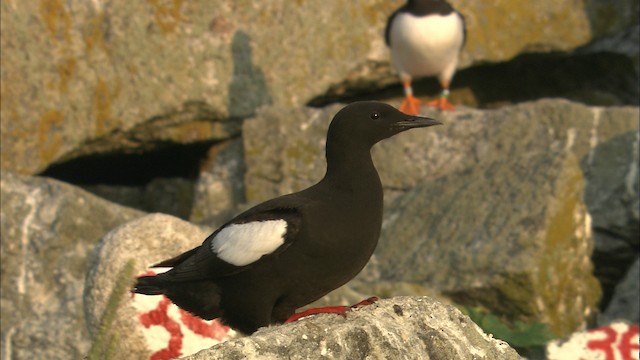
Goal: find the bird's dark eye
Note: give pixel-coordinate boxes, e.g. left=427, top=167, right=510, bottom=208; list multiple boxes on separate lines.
left=370, top=112, right=379, bottom=120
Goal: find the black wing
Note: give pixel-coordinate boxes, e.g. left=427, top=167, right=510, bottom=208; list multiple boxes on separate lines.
left=147, top=202, right=303, bottom=284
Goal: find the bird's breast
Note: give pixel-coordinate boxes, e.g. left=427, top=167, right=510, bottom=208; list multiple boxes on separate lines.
left=390, top=12, right=464, bottom=77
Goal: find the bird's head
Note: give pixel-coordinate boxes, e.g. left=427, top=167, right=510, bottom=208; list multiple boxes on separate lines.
left=327, top=101, right=442, bottom=148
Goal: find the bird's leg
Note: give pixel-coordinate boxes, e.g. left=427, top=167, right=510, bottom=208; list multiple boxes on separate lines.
left=399, top=80, right=421, bottom=115
left=426, top=82, right=455, bottom=111
left=283, top=297, right=379, bottom=323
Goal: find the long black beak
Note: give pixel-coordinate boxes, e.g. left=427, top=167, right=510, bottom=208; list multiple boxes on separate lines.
left=393, top=115, right=442, bottom=129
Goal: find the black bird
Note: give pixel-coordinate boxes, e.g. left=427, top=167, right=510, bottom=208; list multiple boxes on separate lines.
left=134, top=101, right=441, bottom=334
left=385, top=0, right=466, bottom=114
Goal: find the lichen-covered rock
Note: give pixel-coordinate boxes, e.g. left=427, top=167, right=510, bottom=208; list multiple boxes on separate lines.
left=2, top=1, right=637, bottom=175
left=183, top=296, right=521, bottom=360
left=0, top=172, right=144, bottom=360
left=84, top=213, right=236, bottom=360
left=376, top=144, right=600, bottom=338
left=0, top=0, right=390, bottom=174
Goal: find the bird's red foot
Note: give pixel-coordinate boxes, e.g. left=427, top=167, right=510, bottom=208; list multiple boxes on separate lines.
left=350, top=296, right=379, bottom=308
left=399, top=95, right=421, bottom=115
left=284, top=297, right=379, bottom=324
left=426, top=96, right=455, bottom=111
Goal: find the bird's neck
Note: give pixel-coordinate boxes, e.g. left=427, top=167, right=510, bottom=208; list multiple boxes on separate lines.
left=322, top=143, right=382, bottom=193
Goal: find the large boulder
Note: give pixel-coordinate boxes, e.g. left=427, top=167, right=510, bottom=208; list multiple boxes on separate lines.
left=375, top=145, right=600, bottom=338
left=84, top=213, right=236, bottom=360
left=0, top=172, right=144, bottom=360
left=185, top=296, right=521, bottom=360
left=2, top=1, right=637, bottom=175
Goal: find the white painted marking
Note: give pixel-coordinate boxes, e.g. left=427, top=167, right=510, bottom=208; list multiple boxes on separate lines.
left=211, top=220, right=288, bottom=266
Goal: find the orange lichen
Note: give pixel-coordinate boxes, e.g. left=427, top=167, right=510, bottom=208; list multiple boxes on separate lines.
left=57, top=57, right=76, bottom=92
left=84, top=13, right=110, bottom=54
left=39, top=0, right=71, bottom=42
left=93, top=78, right=120, bottom=136
left=38, top=110, right=64, bottom=165
left=147, top=0, right=185, bottom=35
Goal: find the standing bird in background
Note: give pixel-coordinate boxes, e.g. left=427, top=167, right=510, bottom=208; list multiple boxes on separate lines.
left=385, top=0, right=465, bottom=114
left=134, top=101, right=441, bottom=335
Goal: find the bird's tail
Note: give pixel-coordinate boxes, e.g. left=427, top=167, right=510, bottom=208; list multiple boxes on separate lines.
left=132, top=275, right=223, bottom=321
left=133, top=275, right=166, bottom=295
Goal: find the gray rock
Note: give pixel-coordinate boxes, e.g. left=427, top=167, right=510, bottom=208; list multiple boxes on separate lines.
left=0, top=172, right=144, bottom=360
left=184, top=296, right=521, bottom=360
left=375, top=145, right=600, bottom=339
left=581, top=128, right=639, bottom=309
left=84, top=213, right=236, bottom=359
left=244, top=100, right=639, bottom=203
left=190, top=138, right=246, bottom=224
left=599, top=257, right=640, bottom=325
left=83, top=177, right=196, bottom=219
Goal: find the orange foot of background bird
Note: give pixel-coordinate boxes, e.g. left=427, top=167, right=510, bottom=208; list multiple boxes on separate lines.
left=426, top=96, right=455, bottom=112
left=284, top=297, right=379, bottom=324
left=399, top=95, right=421, bottom=115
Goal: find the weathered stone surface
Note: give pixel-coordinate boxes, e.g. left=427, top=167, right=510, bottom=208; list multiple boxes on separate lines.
left=0, top=0, right=390, bottom=175
left=84, top=213, right=235, bottom=360
left=184, top=296, right=521, bottom=360
left=3, top=1, right=637, bottom=175
left=190, top=138, right=246, bottom=224
left=454, top=0, right=637, bottom=66
left=376, top=145, right=600, bottom=338
left=582, top=128, right=639, bottom=309
left=599, top=257, right=640, bottom=325
left=244, top=100, right=639, bottom=204
left=83, top=177, right=196, bottom=219
left=0, top=172, right=144, bottom=360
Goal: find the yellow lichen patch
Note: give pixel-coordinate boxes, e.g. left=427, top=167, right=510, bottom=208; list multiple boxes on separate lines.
left=93, top=78, right=121, bottom=136
left=84, top=13, right=110, bottom=54
left=57, top=57, right=76, bottom=92
left=170, top=121, right=216, bottom=143
left=465, top=2, right=592, bottom=61
left=536, top=155, right=601, bottom=337
left=39, top=0, right=71, bottom=42
left=38, top=110, right=64, bottom=165
left=147, top=0, right=185, bottom=35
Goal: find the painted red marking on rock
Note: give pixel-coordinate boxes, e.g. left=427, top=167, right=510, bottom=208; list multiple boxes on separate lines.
left=619, top=325, right=639, bottom=360
left=586, top=327, right=617, bottom=360
left=585, top=324, right=639, bottom=360
left=138, top=297, right=183, bottom=360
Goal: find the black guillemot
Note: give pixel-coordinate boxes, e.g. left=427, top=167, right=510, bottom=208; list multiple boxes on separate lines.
left=133, top=101, right=441, bottom=334
left=385, top=0, right=466, bottom=114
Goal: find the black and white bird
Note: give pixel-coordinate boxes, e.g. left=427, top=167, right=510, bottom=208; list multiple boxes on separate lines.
left=133, top=101, right=441, bottom=334
left=385, top=0, right=465, bottom=114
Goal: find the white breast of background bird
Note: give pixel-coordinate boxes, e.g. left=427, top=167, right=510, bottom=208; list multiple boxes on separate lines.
left=389, top=11, right=464, bottom=79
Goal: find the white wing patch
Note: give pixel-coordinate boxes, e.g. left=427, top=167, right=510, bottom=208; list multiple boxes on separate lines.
left=210, top=220, right=288, bottom=266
